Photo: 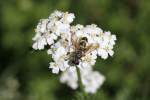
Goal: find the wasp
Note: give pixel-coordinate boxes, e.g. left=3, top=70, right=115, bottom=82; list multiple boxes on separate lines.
left=68, top=32, right=99, bottom=66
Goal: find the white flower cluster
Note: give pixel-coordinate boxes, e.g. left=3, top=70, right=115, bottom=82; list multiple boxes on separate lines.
left=32, top=10, right=117, bottom=93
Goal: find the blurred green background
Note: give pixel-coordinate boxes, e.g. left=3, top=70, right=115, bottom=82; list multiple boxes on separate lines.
left=0, top=0, right=150, bottom=100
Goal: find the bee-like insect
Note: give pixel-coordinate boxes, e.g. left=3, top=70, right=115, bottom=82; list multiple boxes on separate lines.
left=68, top=33, right=99, bottom=66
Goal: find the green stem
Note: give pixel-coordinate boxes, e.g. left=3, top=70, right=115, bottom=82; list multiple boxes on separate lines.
left=76, top=66, right=84, bottom=92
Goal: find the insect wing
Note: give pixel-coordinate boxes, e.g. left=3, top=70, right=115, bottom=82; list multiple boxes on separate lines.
left=85, top=43, right=99, bottom=54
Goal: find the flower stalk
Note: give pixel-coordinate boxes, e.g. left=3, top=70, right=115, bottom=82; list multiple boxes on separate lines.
left=76, top=66, right=84, bottom=93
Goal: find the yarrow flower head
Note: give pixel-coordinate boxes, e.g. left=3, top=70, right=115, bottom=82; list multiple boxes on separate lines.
left=32, top=10, right=117, bottom=93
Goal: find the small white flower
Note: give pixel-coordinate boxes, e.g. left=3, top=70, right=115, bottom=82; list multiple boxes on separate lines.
left=32, top=37, right=47, bottom=50
left=60, top=67, right=78, bottom=89
left=62, top=12, right=75, bottom=24
left=53, top=21, right=70, bottom=35
left=36, top=19, right=49, bottom=33
left=60, top=65, right=105, bottom=93
left=82, top=71, right=105, bottom=93
left=50, top=10, right=63, bottom=18
left=32, top=19, right=58, bottom=50
left=71, top=24, right=84, bottom=33
left=97, top=49, right=108, bottom=59
left=83, top=24, right=103, bottom=43
left=49, top=62, right=59, bottom=74
left=97, top=31, right=117, bottom=59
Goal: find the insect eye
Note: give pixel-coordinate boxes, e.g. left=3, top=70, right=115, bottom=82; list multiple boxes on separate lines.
left=81, top=37, right=88, bottom=42
left=67, top=52, right=70, bottom=55
left=79, top=41, right=84, bottom=45
left=79, top=41, right=86, bottom=47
